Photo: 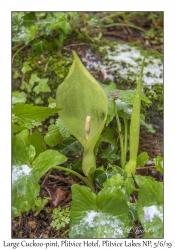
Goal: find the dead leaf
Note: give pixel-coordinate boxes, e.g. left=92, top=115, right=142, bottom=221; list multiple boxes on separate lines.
left=44, top=186, right=67, bottom=209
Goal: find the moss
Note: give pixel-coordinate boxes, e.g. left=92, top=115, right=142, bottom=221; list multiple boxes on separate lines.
left=13, top=47, right=72, bottom=90
left=12, top=41, right=74, bottom=106
left=142, top=85, right=163, bottom=116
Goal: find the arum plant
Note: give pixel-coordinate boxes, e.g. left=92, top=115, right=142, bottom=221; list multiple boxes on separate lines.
left=124, top=58, right=145, bottom=177
left=56, top=51, right=108, bottom=177
left=115, top=110, right=128, bottom=169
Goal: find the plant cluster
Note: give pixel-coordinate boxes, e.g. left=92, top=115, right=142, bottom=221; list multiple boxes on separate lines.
left=51, top=206, right=70, bottom=231
left=12, top=12, right=163, bottom=60
left=12, top=51, right=163, bottom=238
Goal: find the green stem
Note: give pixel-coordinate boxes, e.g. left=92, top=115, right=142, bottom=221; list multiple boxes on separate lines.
left=115, top=112, right=124, bottom=168
left=123, top=118, right=128, bottom=167
left=101, top=23, right=146, bottom=32
left=54, top=166, right=96, bottom=193
left=82, top=147, right=96, bottom=176
left=124, top=58, right=145, bottom=177
left=12, top=43, right=30, bottom=63
left=99, top=12, right=126, bottom=22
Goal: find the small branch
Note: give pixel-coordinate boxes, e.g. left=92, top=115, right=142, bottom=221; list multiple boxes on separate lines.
left=49, top=174, right=77, bottom=185
left=100, top=22, right=146, bottom=32
left=61, top=193, right=72, bottom=208
left=12, top=42, right=24, bottom=50
left=34, top=211, right=40, bottom=217
left=18, top=212, right=23, bottom=229
left=44, top=62, right=49, bottom=72
left=63, top=42, right=87, bottom=48
left=12, top=43, right=30, bottom=64
left=101, top=30, right=128, bottom=39
left=40, top=169, right=52, bottom=188
left=99, top=12, right=126, bottom=22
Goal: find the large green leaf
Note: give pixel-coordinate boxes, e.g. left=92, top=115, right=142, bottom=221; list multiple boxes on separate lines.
left=12, top=168, right=40, bottom=218
left=12, top=103, right=61, bottom=129
left=12, top=129, right=36, bottom=218
left=56, top=51, right=108, bottom=176
left=135, top=175, right=163, bottom=238
left=69, top=184, right=130, bottom=238
left=12, top=130, right=35, bottom=166
left=32, top=150, right=67, bottom=179
left=12, top=150, right=67, bottom=218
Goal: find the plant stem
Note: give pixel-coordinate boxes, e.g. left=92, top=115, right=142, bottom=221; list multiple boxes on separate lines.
left=124, top=58, right=145, bottom=177
left=99, top=12, right=126, bottom=22
left=123, top=118, right=128, bottom=167
left=12, top=42, right=24, bottom=50
left=54, top=166, right=95, bottom=193
left=115, top=112, right=124, bottom=169
left=101, top=23, right=146, bottom=32
left=12, top=43, right=30, bottom=63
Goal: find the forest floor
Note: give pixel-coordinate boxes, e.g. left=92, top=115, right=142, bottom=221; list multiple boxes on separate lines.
left=12, top=12, right=163, bottom=239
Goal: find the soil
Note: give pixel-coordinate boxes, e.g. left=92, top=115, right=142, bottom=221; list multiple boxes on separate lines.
left=12, top=12, right=163, bottom=239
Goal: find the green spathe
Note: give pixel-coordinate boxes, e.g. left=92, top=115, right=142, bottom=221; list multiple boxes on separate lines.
left=56, top=51, right=108, bottom=176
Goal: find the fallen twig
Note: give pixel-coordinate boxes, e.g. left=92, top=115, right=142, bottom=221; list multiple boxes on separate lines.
left=49, top=174, right=77, bottom=185
left=41, top=169, right=53, bottom=188
left=12, top=43, right=30, bottom=64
